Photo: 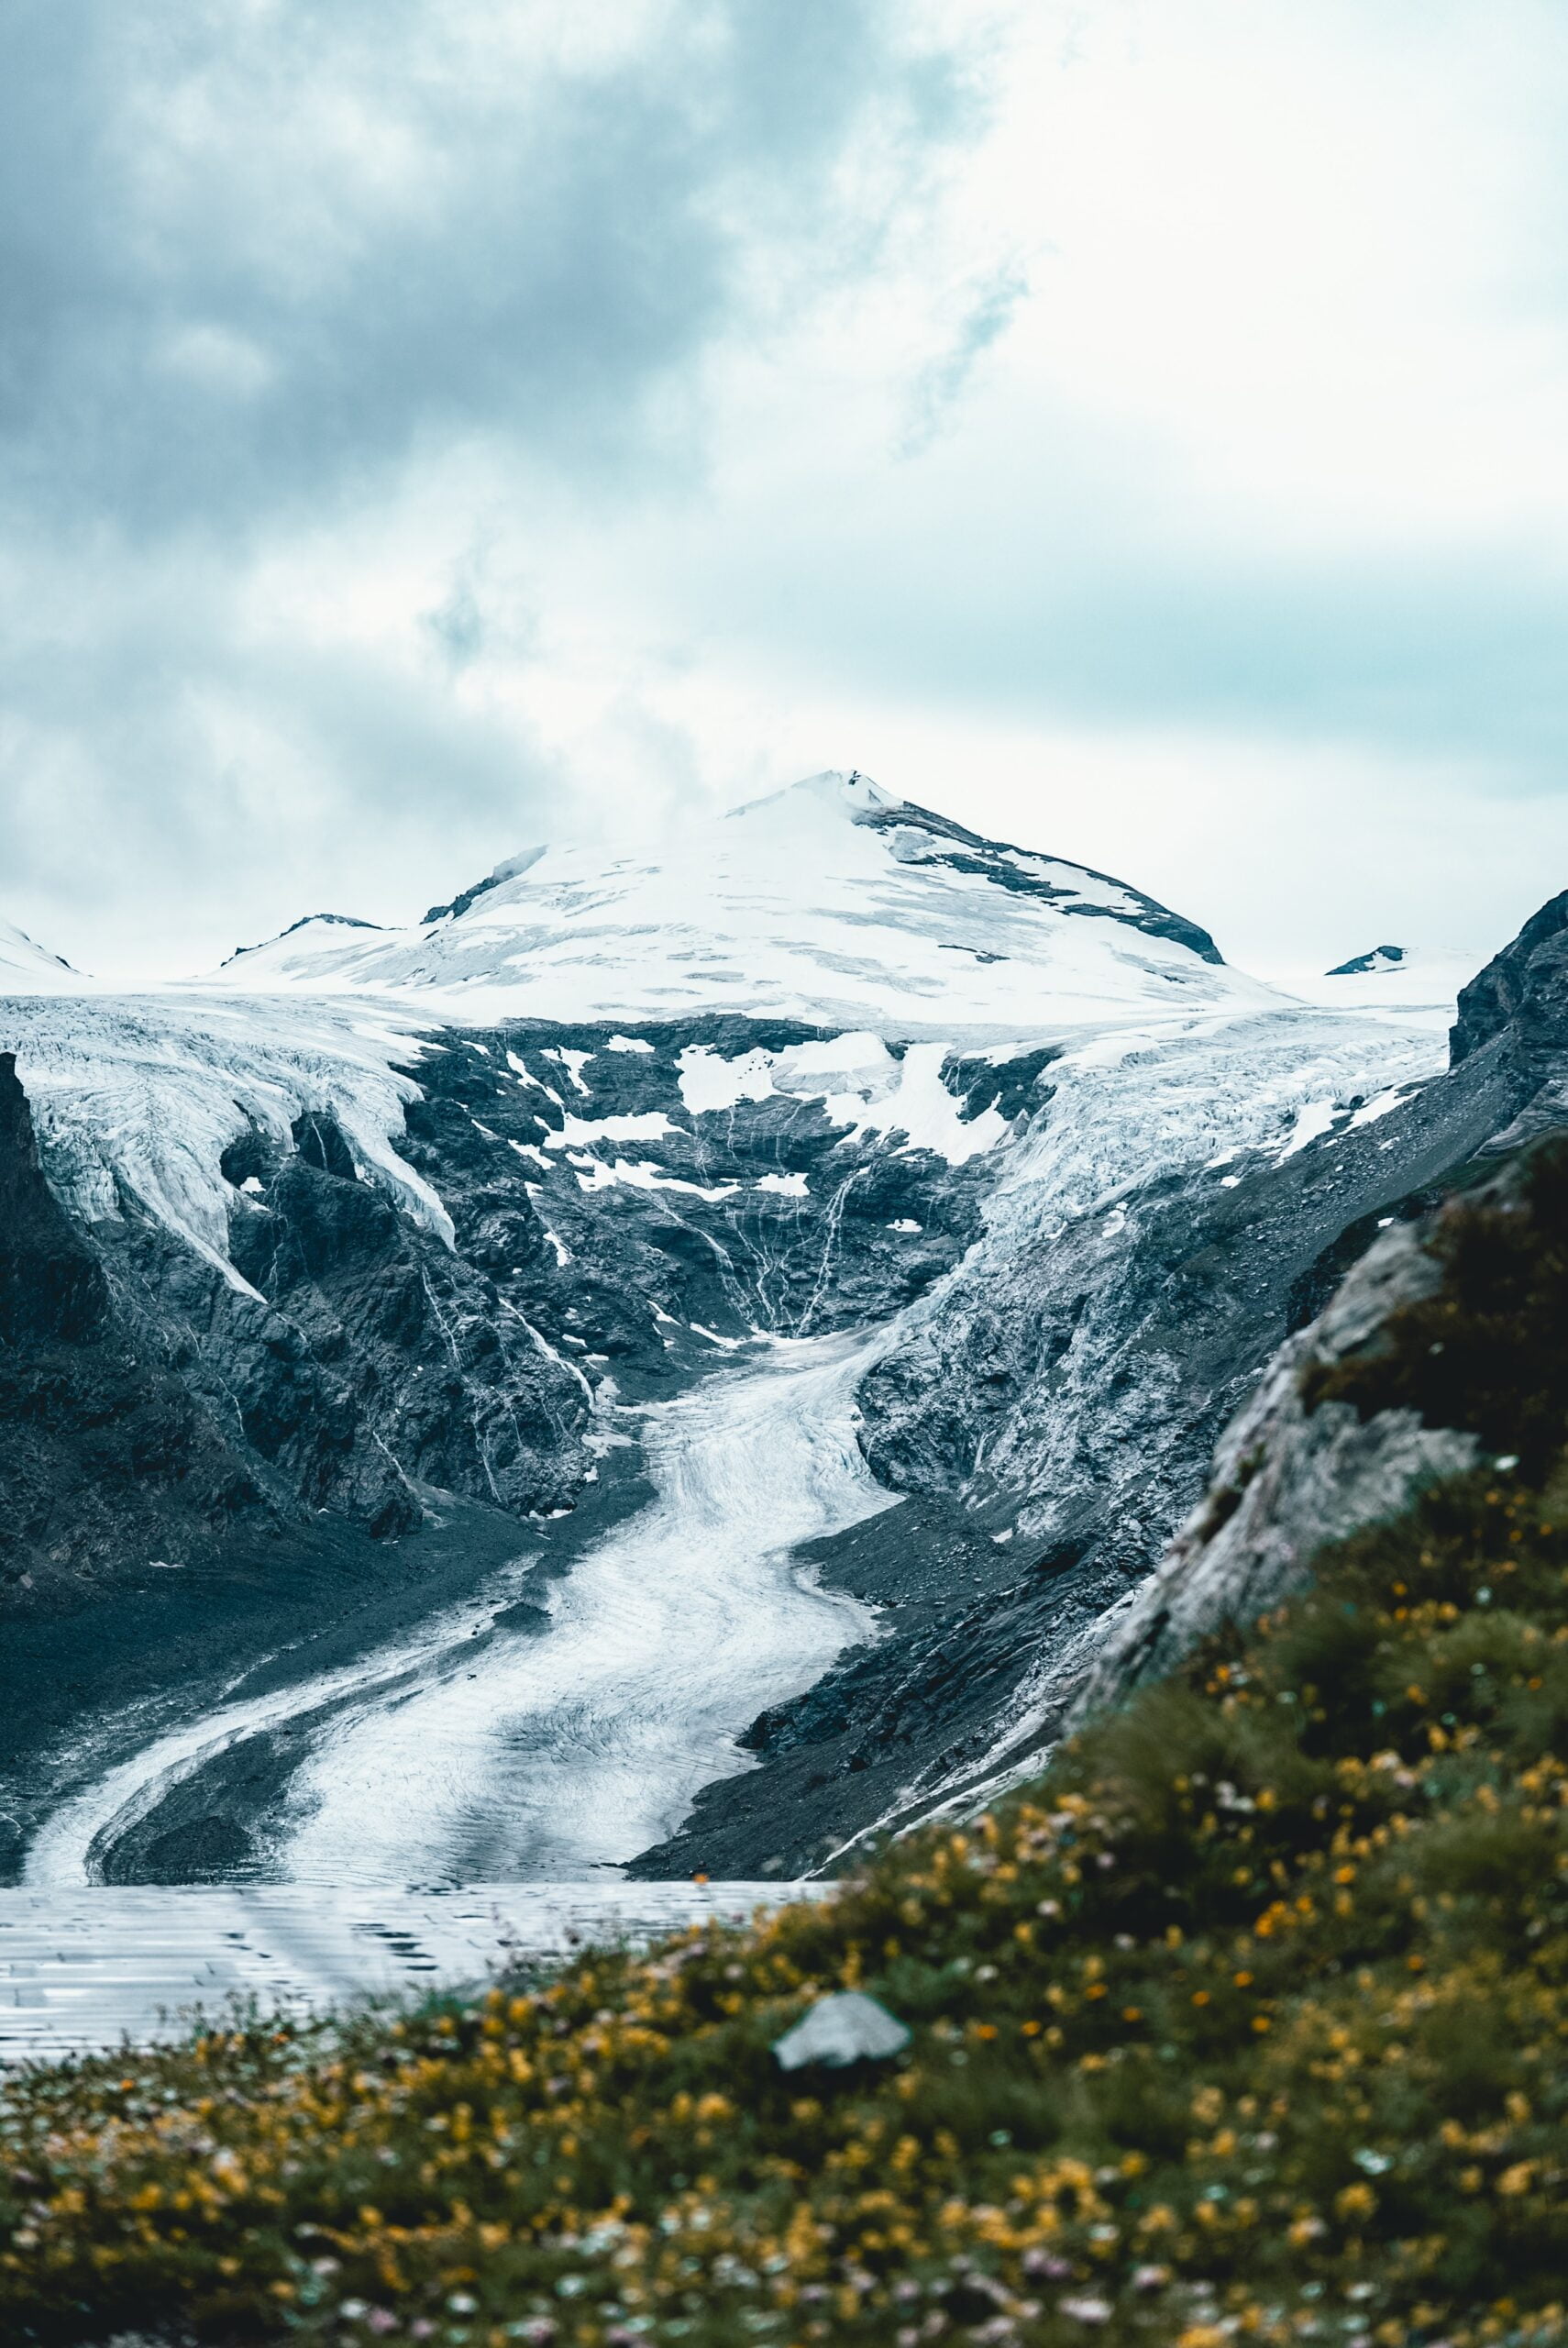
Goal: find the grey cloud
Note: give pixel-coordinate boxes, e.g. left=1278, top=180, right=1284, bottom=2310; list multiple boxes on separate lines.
left=0, top=1, right=995, bottom=973
left=892, top=550, right=1568, bottom=775
left=691, top=460, right=1568, bottom=781
left=0, top=1, right=978, bottom=536
left=421, top=538, right=536, bottom=677
left=900, top=266, right=1031, bottom=457
left=0, top=542, right=564, bottom=969
left=424, top=577, right=490, bottom=675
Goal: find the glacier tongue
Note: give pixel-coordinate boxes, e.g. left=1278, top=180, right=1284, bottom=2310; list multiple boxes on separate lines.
left=280, top=1333, right=888, bottom=1884
left=26, top=1334, right=890, bottom=1889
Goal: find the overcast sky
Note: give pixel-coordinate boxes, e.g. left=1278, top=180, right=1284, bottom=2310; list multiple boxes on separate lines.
left=4, top=0, right=1567, bottom=984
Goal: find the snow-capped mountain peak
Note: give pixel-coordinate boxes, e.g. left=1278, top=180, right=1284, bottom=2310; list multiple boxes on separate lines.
left=1267, top=943, right=1479, bottom=1028
left=221, top=914, right=386, bottom=969
left=725, top=768, right=902, bottom=825
left=201, top=770, right=1268, bottom=1036
left=0, top=917, right=86, bottom=992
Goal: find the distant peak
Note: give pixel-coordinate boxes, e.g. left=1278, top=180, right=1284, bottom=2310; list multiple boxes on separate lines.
left=222, top=913, right=383, bottom=968
left=425, top=846, right=547, bottom=925
left=1327, top=945, right=1408, bottom=977
left=0, top=917, right=79, bottom=976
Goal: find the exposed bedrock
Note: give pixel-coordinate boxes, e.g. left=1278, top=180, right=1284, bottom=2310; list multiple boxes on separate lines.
left=389, top=1013, right=1007, bottom=1358
left=0, top=1012, right=1032, bottom=1623
left=1065, top=1217, right=1482, bottom=1732
left=219, top=1104, right=589, bottom=1532
left=657, top=899, right=1568, bottom=1869
left=0, top=1050, right=271, bottom=1604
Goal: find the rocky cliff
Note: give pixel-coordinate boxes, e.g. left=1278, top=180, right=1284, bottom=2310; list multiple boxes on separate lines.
left=0, top=1050, right=271, bottom=1600
left=649, top=890, right=1568, bottom=1872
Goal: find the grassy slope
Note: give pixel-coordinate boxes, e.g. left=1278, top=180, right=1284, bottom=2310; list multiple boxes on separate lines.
left=6, top=1154, right=1568, bottom=2348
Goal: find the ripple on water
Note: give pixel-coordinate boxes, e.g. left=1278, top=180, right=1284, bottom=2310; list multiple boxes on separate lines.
left=0, top=1882, right=824, bottom=2061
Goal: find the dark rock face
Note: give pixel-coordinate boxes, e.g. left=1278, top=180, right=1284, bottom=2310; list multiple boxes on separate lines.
left=1327, top=945, right=1406, bottom=975
left=0, top=1051, right=109, bottom=1353
left=854, top=794, right=1226, bottom=965
left=671, top=905, right=1568, bottom=1867
left=1450, top=890, right=1568, bottom=1080
left=0, top=1052, right=269, bottom=1601
left=423, top=847, right=545, bottom=925
left=386, top=1016, right=1009, bottom=1361
left=221, top=1102, right=588, bottom=1533
left=0, top=1014, right=1036, bottom=1608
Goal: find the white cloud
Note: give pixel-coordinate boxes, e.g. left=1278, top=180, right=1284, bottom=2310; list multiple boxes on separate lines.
left=4, top=0, right=1567, bottom=987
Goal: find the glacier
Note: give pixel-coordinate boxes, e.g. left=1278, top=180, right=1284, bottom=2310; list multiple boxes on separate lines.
left=2, top=767, right=1488, bottom=1913
left=24, top=1335, right=889, bottom=1889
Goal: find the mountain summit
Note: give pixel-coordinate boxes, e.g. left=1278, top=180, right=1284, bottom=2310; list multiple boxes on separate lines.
left=208, top=770, right=1264, bottom=1034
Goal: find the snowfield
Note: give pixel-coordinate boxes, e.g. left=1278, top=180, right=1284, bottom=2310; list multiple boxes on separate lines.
left=0, top=917, right=86, bottom=993
left=194, top=772, right=1280, bottom=1036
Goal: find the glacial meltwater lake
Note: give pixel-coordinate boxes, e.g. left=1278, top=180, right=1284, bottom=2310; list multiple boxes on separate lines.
left=0, top=1882, right=823, bottom=2064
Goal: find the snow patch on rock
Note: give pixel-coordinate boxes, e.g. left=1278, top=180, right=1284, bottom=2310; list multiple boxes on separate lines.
left=5, top=993, right=453, bottom=1287
left=679, top=1035, right=1008, bottom=1166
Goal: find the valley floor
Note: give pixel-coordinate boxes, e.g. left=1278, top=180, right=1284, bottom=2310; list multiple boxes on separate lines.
left=11, top=1335, right=888, bottom=1896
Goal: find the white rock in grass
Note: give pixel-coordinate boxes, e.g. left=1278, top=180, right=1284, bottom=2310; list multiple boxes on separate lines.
left=772, top=1991, right=911, bottom=2070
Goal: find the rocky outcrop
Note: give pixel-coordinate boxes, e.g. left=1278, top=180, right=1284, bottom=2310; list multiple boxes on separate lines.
left=1449, top=891, right=1568, bottom=1140
left=0, top=1052, right=270, bottom=1601
left=668, top=893, right=1568, bottom=1866
left=1066, top=1220, right=1482, bottom=1726
left=0, top=1012, right=1026, bottom=1627
left=219, top=1102, right=590, bottom=1532
left=392, top=1016, right=1003, bottom=1357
